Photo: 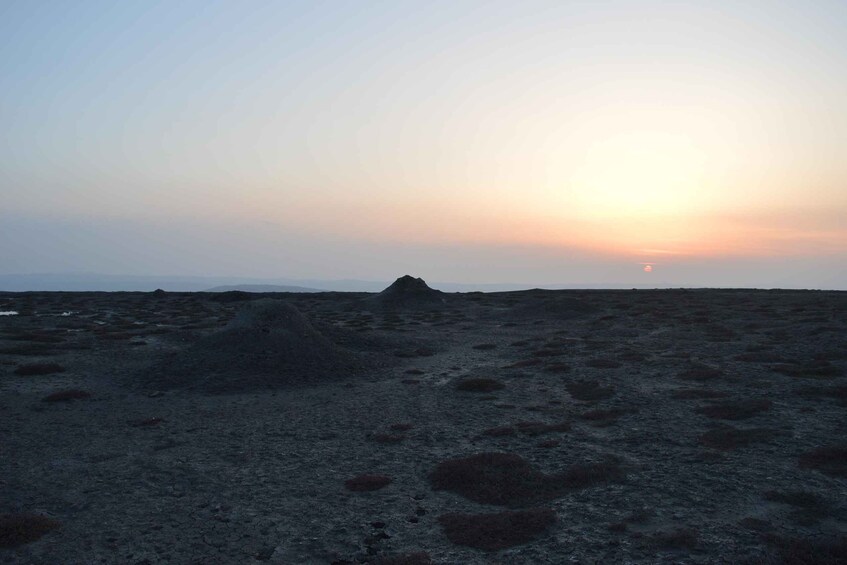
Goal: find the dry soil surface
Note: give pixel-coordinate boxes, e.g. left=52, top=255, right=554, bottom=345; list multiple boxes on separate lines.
left=1, top=288, right=846, bottom=564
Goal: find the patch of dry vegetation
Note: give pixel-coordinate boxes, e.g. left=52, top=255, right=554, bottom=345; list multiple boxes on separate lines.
left=580, top=408, right=631, bottom=426
left=585, top=358, right=622, bottom=369
left=372, top=552, right=432, bottom=565
left=774, top=360, right=843, bottom=379
left=42, top=389, right=91, bottom=402
left=767, top=535, right=847, bottom=564
left=645, top=527, right=698, bottom=550
left=764, top=490, right=831, bottom=525
left=344, top=474, right=392, bottom=492
left=513, top=421, right=572, bottom=436
left=699, top=425, right=780, bottom=450
left=429, top=452, right=623, bottom=506
left=13, top=363, right=66, bottom=376
left=455, top=378, right=505, bottom=393
left=672, top=388, right=730, bottom=400
left=0, top=513, right=61, bottom=548
left=437, top=508, right=555, bottom=551
left=798, top=446, right=847, bottom=477
left=565, top=380, right=615, bottom=401
left=677, top=366, right=723, bottom=382
left=696, top=399, right=772, bottom=420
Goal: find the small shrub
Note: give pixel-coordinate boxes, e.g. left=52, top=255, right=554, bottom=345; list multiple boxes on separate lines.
left=531, top=349, right=565, bottom=358
left=678, top=366, right=723, bottom=382
left=345, top=474, right=392, bottom=492
left=130, top=417, right=164, bottom=427
left=504, top=358, right=543, bottom=368
left=586, top=358, right=622, bottom=369
left=646, top=527, right=698, bottom=550
left=696, top=399, right=772, bottom=420
left=774, top=360, right=843, bottom=379
left=764, top=489, right=828, bottom=510
left=770, top=535, right=847, bottom=564
left=699, top=426, right=779, bottom=450
left=617, top=351, right=647, bottom=362
left=482, top=426, right=516, bottom=437
left=734, top=352, right=786, bottom=362
left=566, top=380, right=615, bottom=402
left=429, top=452, right=624, bottom=506
left=0, top=513, right=61, bottom=548
left=514, top=421, right=571, bottom=436
left=389, top=423, right=413, bottom=432
left=558, top=458, right=625, bottom=489
left=798, top=446, right=847, bottom=477
left=429, top=453, right=547, bottom=506
left=795, top=385, right=847, bottom=406
left=42, top=389, right=91, bottom=402
left=580, top=408, right=630, bottom=426
left=473, top=343, right=497, bottom=351
left=372, top=552, right=432, bottom=565
left=543, top=363, right=571, bottom=373
left=672, top=388, right=730, bottom=400
left=455, top=378, right=505, bottom=393
left=373, top=433, right=405, bottom=444
left=437, top=508, right=555, bottom=551
left=13, top=363, right=65, bottom=376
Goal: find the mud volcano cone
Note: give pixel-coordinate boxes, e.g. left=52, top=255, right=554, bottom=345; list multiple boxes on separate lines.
left=373, top=275, right=446, bottom=308
left=139, top=299, right=362, bottom=393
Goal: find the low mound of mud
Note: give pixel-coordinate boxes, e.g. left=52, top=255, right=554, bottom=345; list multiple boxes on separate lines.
left=137, top=299, right=368, bottom=393
left=369, top=275, right=447, bottom=308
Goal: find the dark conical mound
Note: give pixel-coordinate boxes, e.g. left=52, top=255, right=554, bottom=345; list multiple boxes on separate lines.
left=372, top=275, right=446, bottom=308
left=138, top=299, right=364, bottom=393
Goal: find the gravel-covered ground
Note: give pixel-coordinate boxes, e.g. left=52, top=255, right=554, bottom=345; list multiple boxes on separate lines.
left=1, top=286, right=846, bottom=564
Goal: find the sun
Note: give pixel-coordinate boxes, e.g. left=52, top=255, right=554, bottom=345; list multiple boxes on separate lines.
left=569, top=130, right=707, bottom=219
left=643, top=264, right=653, bottom=273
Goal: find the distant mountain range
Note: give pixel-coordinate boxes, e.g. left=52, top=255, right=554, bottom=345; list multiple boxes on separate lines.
left=0, top=272, right=669, bottom=293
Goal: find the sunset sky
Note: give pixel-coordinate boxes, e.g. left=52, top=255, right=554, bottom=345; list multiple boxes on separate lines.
left=2, top=1, right=845, bottom=288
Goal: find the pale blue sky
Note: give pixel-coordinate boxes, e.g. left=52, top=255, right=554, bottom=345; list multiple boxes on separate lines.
left=2, top=1, right=845, bottom=287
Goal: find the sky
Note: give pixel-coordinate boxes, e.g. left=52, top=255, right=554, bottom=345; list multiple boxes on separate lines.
left=2, top=0, right=845, bottom=289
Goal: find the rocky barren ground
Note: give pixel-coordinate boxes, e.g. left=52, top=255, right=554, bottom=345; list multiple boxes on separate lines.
left=1, top=279, right=846, bottom=564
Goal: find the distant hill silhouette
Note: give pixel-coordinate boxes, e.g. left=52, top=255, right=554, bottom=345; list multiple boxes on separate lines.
left=203, top=284, right=323, bottom=293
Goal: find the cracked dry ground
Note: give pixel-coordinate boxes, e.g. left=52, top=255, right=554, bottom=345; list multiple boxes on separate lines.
left=1, top=289, right=846, bottom=564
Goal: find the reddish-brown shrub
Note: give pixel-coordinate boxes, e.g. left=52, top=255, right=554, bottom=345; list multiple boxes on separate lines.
left=514, top=421, right=571, bottom=436
left=798, top=446, right=847, bottom=477
left=13, top=363, right=65, bottom=376
left=678, top=366, right=723, bottom=381
left=429, top=452, right=622, bottom=506
left=646, top=527, right=698, bottom=550
left=586, top=358, right=622, bottom=369
left=566, top=380, right=615, bottom=401
left=345, top=474, right=392, bottom=492
left=42, top=389, right=91, bottom=402
left=0, top=513, right=61, bottom=548
left=372, top=552, right=432, bottom=565
left=699, top=426, right=779, bottom=450
left=769, top=535, right=847, bottom=564
left=672, top=388, right=730, bottom=400
left=696, top=399, right=772, bottom=420
left=455, top=378, right=505, bottom=393
left=437, top=508, right=555, bottom=551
